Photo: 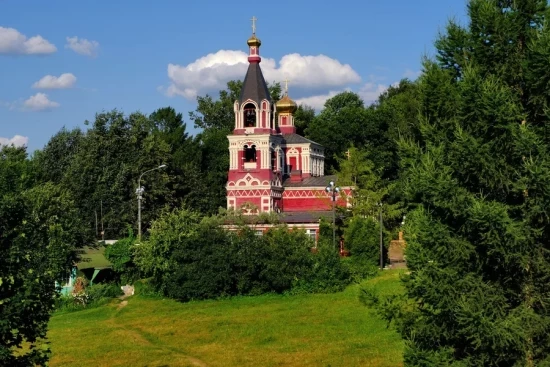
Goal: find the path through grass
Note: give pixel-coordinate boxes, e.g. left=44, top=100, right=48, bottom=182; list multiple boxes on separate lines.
left=48, top=270, right=404, bottom=367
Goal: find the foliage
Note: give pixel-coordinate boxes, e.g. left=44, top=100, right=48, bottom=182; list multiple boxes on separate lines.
left=135, top=207, right=355, bottom=301
left=344, top=216, right=380, bottom=265
left=305, top=92, right=369, bottom=171
left=86, top=283, right=124, bottom=302
left=386, top=1, right=550, bottom=365
left=55, top=283, right=123, bottom=313
left=291, top=239, right=350, bottom=294
left=0, top=145, right=87, bottom=366
left=293, top=104, right=315, bottom=136
left=105, top=230, right=140, bottom=284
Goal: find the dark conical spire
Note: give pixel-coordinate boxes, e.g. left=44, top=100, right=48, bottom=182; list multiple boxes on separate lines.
left=239, top=16, right=271, bottom=104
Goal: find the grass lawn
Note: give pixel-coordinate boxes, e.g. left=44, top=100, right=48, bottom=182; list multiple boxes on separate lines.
left=48, top=269, right=405, bottom=367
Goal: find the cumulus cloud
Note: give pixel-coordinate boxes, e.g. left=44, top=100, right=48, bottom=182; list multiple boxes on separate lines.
left=0, top=135, right=28, bottom=147
left=0, top=26, right=56, bottom=55
left=166, top=50, right=361, bottom=100
left=65, top=36, right=99, bottom=57
left=32, top=73, right=76, bottom=89
left=293, top=82, right=389, bottom=111
left=295, top=91, right=341, bottom=110
left=403, top=69, right=421, bottom=79
left=23, top=93, right=60, bottom=111
left=358, top=82, right=389, bottom=104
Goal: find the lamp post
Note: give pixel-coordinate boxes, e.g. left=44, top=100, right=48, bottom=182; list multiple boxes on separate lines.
left=325, top=181, right=340, bottom=249
left=136, top=164, right=167, bottom=242
left=378, top=202, right=383, bottom=269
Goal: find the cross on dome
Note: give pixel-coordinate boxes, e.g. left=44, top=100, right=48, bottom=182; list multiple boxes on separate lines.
left=251, top=16, right=257, bottom=34
left=283, top=78, right=290, bottom=95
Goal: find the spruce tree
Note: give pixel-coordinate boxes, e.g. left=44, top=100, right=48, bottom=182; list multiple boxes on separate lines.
left=394, top=1, right=550, bottom=365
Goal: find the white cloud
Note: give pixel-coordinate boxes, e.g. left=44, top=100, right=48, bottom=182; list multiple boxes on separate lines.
left=0, top=135, right=28, bottom=147
left=358, top=82, right=389, bottom=105
left=0, top=26, right=56, bottom=55
left=294, top=82, right=389, bottom=111
left=295, top=91, right=341, bottom=110
left=166, top=50, right=361, bottom=100
left=403, top=69, right=421, bottom=79
left=65, top=36, right=99, bottom=57
left=23, top=93, right=60, bottom=111
left=32, top=73, right=76, bottom=89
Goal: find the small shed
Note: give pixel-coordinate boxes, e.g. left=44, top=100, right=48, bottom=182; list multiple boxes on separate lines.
left=59, top=242, right=115, bottom=295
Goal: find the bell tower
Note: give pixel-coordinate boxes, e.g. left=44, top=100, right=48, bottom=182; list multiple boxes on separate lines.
left=226, top=17, right=284, bottom=214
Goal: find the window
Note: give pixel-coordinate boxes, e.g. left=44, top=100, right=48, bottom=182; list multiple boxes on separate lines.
left=243, top=103, right=256, bottom=127
left=307, top=229, right=317, bottom=242
left=255, top=230, right=263, bottom=236
left=244, top=145, right=257, bottom=163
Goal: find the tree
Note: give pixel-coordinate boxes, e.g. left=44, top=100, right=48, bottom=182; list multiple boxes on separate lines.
left=385, top=1, right=550, bottom=364
left=0, top=146, right=86, bottom=366
left=62, top=110, right=173, bottom=238
left=367, top=79, right=421, bottom=180
left=306, top=92, right=369, bottom=172
left=35, top=127, right=83, bottom=185
left=293, top=104, right=315, bottom=136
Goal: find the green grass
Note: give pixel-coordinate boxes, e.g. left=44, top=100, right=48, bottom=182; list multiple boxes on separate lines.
left=48, top=270, right=405, bottom=367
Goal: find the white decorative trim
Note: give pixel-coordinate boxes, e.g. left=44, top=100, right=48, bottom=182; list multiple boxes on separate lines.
left=235, top=173, right=262, bottom=187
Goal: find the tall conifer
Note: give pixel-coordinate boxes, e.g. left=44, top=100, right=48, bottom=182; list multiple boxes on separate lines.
left=396, top=1, right=550, bottom=364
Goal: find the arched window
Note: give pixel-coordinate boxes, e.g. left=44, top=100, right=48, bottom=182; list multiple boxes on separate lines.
left=243, top=103, right=256, bottom=128
left=244, top=144, right=256, bottom=162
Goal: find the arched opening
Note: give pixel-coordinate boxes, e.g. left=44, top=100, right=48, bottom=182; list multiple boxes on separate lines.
left=243, top=103, right=256, bottom=128
left=244, top=144, right=257, bottom=163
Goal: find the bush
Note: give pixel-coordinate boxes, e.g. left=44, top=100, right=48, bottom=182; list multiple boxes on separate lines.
left=291, top=239, right=351, bottom=294
left=86, top=283, right=123, bottom=302
left=135, top=208, right=356, bottom=302
left=133, top=278, right=159, bottom=297
left=342, top=257, right=379, bottom=284
left=105, top=230, right=140, bottom=284
left=55, top=282, right=123, bottom=312
left=344, top=216, right=380, bottom=265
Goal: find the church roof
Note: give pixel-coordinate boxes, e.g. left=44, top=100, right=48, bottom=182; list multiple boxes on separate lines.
left=283, top=174, right=338, bottom=187
left=279, top=211, right=333, bottom=223
left=239, top=62, right=271, bottom=104
left=282, top=133, right=321, bottom=146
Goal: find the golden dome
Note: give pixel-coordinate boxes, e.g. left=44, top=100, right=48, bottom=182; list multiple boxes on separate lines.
left=276, top=95, right=297, bottom=114
left=247, top=35, right=261, bottom=47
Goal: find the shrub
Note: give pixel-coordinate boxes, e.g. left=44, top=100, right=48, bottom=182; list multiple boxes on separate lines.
left=342, top=257, right=379, bottom=284
left=55, top=282, right=123, bottom=312
left=344, top=216, right=380, bottom=265
left=291, top=239, right=351, bottom=294
left=133, top=278, right=159, bottom=297
left=105, top=230, right=140, bottom=284
left=136, top=208, right=357, bottom=302
left=86, top=283, right=123, bottom=302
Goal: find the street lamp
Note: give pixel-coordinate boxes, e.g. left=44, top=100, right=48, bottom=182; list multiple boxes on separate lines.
left=325, top=181, right=340, bottom=249
left=136, top=164, right=167, bottom=242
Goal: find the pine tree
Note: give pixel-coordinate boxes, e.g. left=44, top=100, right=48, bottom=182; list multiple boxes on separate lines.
left=393, top=1, right=550, bottom=365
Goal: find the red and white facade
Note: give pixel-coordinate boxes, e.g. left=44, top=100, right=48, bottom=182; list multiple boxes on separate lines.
left=226, top=28, right=350, bottom=236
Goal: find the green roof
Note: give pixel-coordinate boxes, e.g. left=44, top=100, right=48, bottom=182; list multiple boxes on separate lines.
left=76, top=246, right=113, bottom=270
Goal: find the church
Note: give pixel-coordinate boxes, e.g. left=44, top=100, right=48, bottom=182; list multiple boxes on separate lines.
left=225, top=19, right=351, bottom=240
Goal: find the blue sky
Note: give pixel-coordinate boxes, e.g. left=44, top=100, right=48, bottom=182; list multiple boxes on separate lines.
left=0, top=0, right=468, bottom=152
